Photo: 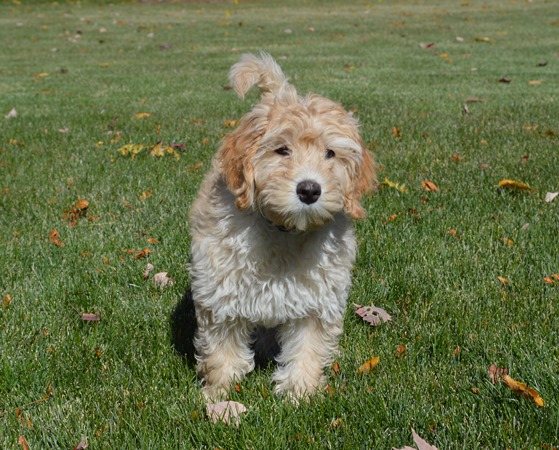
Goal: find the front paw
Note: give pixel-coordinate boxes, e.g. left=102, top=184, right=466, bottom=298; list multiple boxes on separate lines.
left=273, top=366, right=325, bottom=402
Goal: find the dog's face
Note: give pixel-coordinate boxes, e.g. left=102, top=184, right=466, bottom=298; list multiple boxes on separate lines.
left=218, top=54, right=376, bottom=232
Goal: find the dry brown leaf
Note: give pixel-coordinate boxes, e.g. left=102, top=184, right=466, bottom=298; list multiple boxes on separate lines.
left=82, top=313, right=100, bottom=323
left=3, top=294, right=12, bottom=309
left=73, top=439, right=89, bottom=450
left=49, top=229, right=63, bottom=247
left=357, top=356, right=379, bottom=375
left=502, top=374, right=545, bottom=407
left=331, top=361, right=341, bottom=376
left=206, top=401, right=247, bottom=426
left=143, top=263, right=154, bottom=279
left=189, top=161, right=203, bottom=172
left=397, top=344, right=406, bottom=358
left=421, top=180, right=439, bottom=192
left=18, top=435, right=30, bottom=450
left=393, top=428, right=438, bottom=450
left=354, top=304, right=392, bottom=326
left=501, top=237, right=514, bottom=248
left=134, top=248, right=151, bottom=259
left=488, top=364, right=508, bottom=384
left=153, top=272, right=174, bottom=288
left=543, top=273, right=559, bottom=285
left=392, top=127, right=401, bottom=138
left=497, top=276, right=509, bottom=286
left=498, top=179, right=535, bottom=191
left=147, top=237, right=160, bottom=245
left=331, top=417, right=343, bottom=429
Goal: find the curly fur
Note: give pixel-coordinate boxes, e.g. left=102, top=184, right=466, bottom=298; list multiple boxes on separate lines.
left=189, top=52, right=376, bottom=401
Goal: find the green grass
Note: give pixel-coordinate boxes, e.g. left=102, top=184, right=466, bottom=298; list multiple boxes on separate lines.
left=1, top=0, right=558, bottom=448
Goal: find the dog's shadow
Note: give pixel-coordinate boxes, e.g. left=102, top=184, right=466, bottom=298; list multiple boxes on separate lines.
left=170, top=287, right=280, bottom=369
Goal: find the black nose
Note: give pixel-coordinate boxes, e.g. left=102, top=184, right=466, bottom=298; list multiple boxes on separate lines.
left=296, top=180, right=321, bottom=205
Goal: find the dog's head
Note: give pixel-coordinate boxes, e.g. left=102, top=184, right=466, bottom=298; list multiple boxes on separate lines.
left=218, top=52, right=376, bottom=232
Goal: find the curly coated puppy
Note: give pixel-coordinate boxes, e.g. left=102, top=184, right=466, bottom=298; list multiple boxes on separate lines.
left=189, top=53, right=376, bottom=401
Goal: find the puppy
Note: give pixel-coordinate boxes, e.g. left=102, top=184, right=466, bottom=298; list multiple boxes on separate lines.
left=189, top=53, right=376, bottom=401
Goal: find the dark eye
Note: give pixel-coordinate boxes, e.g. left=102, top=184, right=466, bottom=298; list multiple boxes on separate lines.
left=275, top=146, right=290, bottom=156
left=325, top=149, right=336, bottom=159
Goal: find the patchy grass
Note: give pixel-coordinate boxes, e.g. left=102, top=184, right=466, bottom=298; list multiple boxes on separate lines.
left=1, top=1, right=558, bottom=448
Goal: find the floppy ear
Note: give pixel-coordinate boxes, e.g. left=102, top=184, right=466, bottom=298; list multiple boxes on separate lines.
left=217, top=121, right=261, bottom=210
left=344, top=145, right=377, bottom=220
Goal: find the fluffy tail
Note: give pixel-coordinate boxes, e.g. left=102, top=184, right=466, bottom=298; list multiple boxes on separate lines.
left=228, top=52, right=294, bottom=99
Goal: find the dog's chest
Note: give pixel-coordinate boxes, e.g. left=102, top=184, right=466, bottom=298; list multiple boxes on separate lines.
left=191, top=214, right=357, bottom=326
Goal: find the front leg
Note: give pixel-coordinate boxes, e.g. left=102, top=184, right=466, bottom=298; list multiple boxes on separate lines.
left=195, top=312, right=255, bottom=401
left=273, top=317, right=342, bottom=400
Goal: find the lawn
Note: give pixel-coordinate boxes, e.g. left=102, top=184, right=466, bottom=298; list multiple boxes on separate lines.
left=1, top=0, right=558, bottom=448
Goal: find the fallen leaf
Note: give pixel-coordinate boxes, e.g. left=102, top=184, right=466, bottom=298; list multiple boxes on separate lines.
left=189, top=161, right=203, bottom=172
left=117, top=144, right=146, bottom=158
left=354, top=304, right=392, bottom=326
left=465, top=97, right=486, bottom=103
left=500, top=237, right=514, bottom=247
left=82, top=313, right=100, bottom=322
left=5, top=108, right=17, bottom=119
left=153, top=272, right=174, bottom=288
left=75, top=199, right=89, bottom=211
left=543, top=273, right=559, bottom=285
left=330, top=417, right=343, bottom=428
left=502, top=374, right=545, bottom=407
left=392, top=127, right=401, bottom=138
left=498, top=77, right=512, bottom=83
left=134, top=248, right=151, bottom=259
left=453, top=345, right=461, bottom=357
left=139, top=190, right=153, bottom=201
left=331, top=361, right=341, bottom=376
left=18, top=435, right=30, bottom=450
left=134, top=112, right=151, bottom=119
left=381, top=178, right=408, bottom=193
left=357, top=356, right=380, bottom=375
left=448, top=229, right=460, bottom=239
left=545, top=192, right=558, bottom=203
left=393, top=429, right=438, bottom=450
left=471, top=387, right=480, bottom=394
left=421, top=180, right=439, bottom=192
left=418, top=42, right=435, bottom=49
left=463, top=103, right=471, bottom=114
left=73, top=438, right=89, bottom=450
left=498, top=179, right=535, bottom=191
left=451, top=153, right=462, bottom=162
left=488, top=364, right=508, bottom=384
left=143, top=263, right=154, bottom=279
left=49, top=230, right=63, bottom=247
left=147, top=237, right=160, bottom=244
left=528, top=80, right=542, bottom=86
left=206, top=401, right=247, bottom=426
left=224, top=119, right=238, bottom=128
left=497, top=276, right=509, bottom=286
left=397, top=344, right=406, bottom=358
left=3, top=294, right=12, bottom=309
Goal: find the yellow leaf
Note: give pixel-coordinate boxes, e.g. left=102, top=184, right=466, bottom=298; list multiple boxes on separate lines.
left=502, top=374, right=545, bottom=407
left=380, top=178, right=408, bottom=193
left=134, top=112, right=152, bottom=119
left=498, top=179, right=535, bottom=191
left=3, top=294, right=12, bottom=309
left=357, top=356, right=379, bottom=375
left=528, top=80, right=542, bottom=86
left=500, top=237, right=514, bottom=247
left=224, top=119, right=238, bottom=127
left=117, top=144, right=146, bottom=158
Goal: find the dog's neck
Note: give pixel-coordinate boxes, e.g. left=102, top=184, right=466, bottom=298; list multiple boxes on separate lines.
left=258, top=210, right=300, bottom=234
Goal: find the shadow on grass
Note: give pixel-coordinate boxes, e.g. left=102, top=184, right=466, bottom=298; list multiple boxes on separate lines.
left=170, top=287, right=281, bottom=369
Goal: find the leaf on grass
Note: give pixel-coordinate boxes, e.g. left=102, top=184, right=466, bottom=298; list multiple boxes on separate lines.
left=134, top=112, right=151, bottom=119
left=418, top=42, right=435, bottom=49
left=502, top=374, right=545, bottom=407
left=421, top=180, right=439, bottom=192
left=543, top=273, right=559, bottom=285
left=148, top=142, right=181, bottom=160
left=134, top=248, right=151, bottom=259
left=357, top=356, right=379, bottom=375
left=393, top=429, right=438, bottom=450
left=189, top=161, right=203, bottom=172
left=392, top=127, right=401, bottom=138
left=18, top=435, right=30, bottom=450
left=49, top=230, right=63, bottom=247
left=381, top=178, right=408, bottom=193
left=498, top=77, right=512, bottom=84
left=498, top=179, right=535, bottom=191
left=153, top=272, right=174, bottom=288
left=117, top=144, right=146, bottom=158
left=488, top=364, right=508, bottom=384
left=206, top=401, right=247, bottom=426
left=397, top=344, right=406, bottom=358
left=143, top=263, right=154, bottom=279
left=354, top=304, right=392, bottom=326
left=545, top=192, right=558, bottom=203
left=73, top=438, right=89, bottom=450
left=224, top=119, right=238, bottom=128
left=500, top=237, right=514, bottom=247
left=3, top=294, right=12, bottom=309
left=5, top=108, right=17, bottom=119
left=497, top=276, right=509, bottom=286
left=331, top=361, right=341, bottom=376
left=82, top=313, right=100, bottom=322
